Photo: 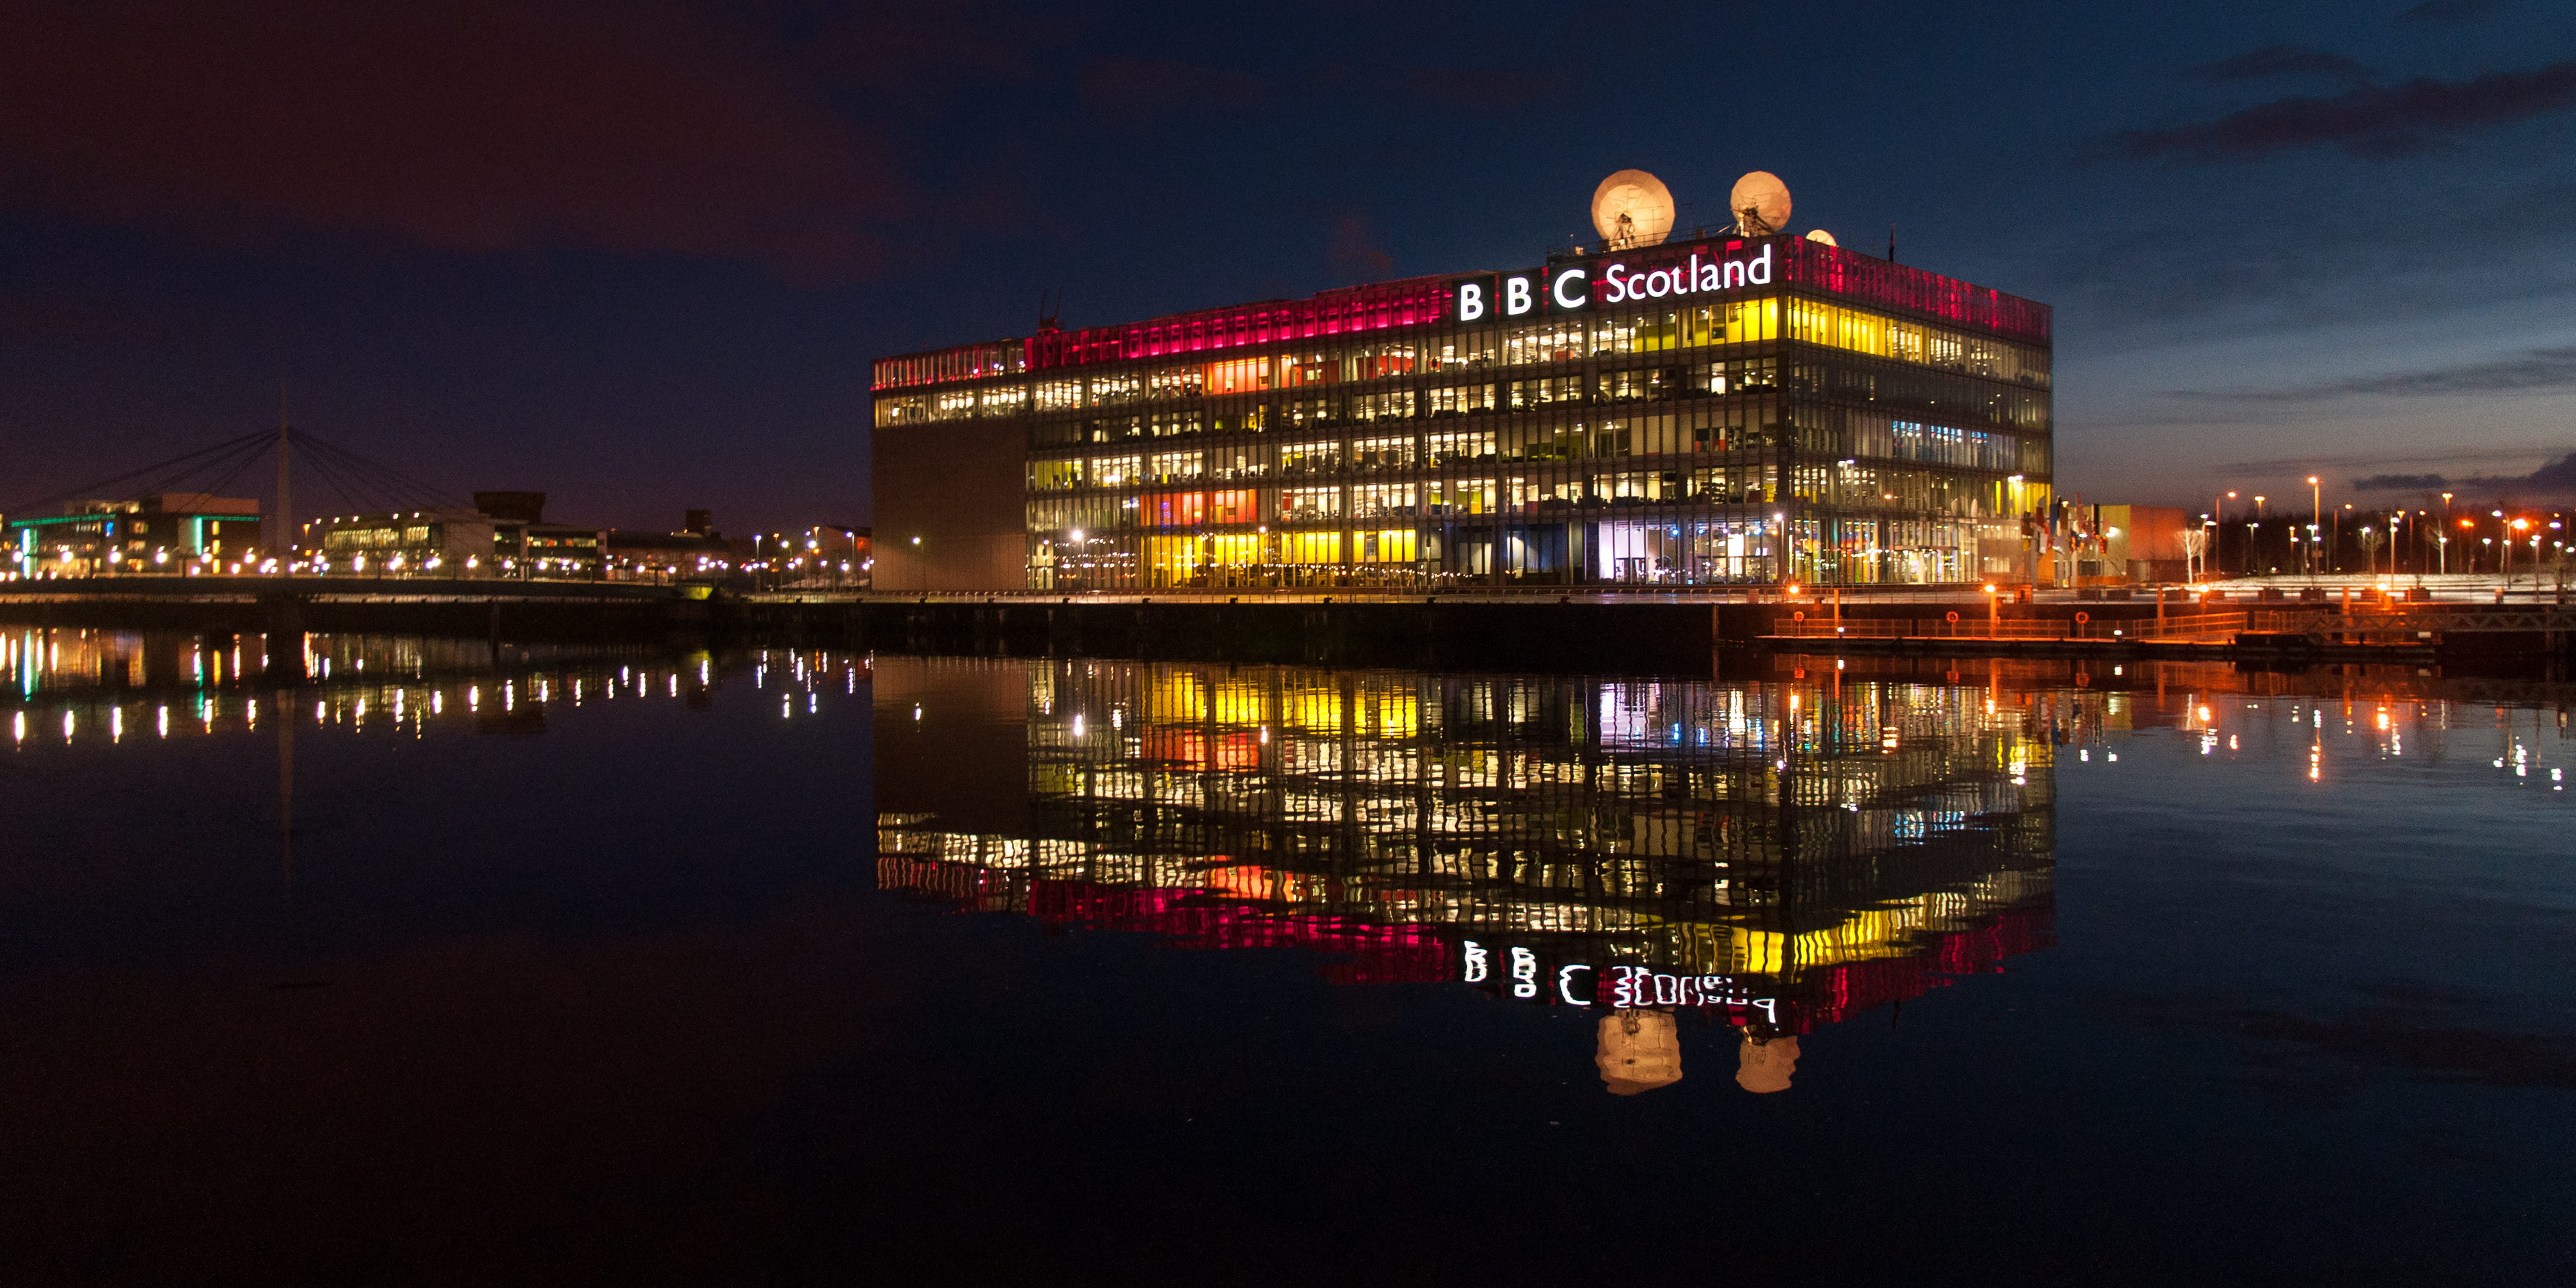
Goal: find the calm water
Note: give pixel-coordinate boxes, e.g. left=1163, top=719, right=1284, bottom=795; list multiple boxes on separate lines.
left=3, top=629, right=2571, bottom=1285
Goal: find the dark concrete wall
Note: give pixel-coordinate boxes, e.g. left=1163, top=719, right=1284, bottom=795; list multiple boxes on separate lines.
left=850, top=600, right=1729, bottom=671
left=871, top=418, right=1026, bottom=592
left=6, top=591, right=2566, bottom=676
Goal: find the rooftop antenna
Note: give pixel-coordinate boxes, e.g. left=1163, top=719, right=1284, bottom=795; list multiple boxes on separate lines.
left=1591, top=169, right=1674, bottom=250
left=1888, top=223, right=1897, bottom=263
left=1038, top=289, right=1062, bottom=332
left=1729, top=171, right=1791, bottom=237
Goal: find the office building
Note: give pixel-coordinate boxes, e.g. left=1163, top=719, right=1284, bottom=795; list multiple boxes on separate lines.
left=6, top=494, right=264, bottom=577
left=873, top=223, right=2050, bottom=591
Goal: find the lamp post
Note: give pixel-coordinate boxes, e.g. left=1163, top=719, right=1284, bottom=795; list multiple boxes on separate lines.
left=2308, top=476, right=2320, bottom=576
left=2440, top=492, right=2453, bottom=576
left=2218, top=491, right=2236, bottom=576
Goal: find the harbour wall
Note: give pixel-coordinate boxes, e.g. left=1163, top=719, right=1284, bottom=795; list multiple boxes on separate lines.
left=1, top=588, right=2564, bottom=674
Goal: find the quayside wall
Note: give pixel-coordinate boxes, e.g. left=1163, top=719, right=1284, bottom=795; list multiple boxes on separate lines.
left=1, top=588, right=2567, bottom=674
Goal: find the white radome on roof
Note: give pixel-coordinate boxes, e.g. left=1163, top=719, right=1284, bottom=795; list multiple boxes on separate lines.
left=1729, top=171, right=1792, bottom=235
left=1591, top=170, right=1675, bottom=248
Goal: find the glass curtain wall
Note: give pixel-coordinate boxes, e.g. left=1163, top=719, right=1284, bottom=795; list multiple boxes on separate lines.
left=884, top=281, right=2049, bottom=592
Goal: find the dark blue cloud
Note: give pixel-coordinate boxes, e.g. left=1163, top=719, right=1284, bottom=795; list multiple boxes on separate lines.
left=2234, top=346, right=2576, bottom=399
left=2397, top=0, right=2500, bottom=23
left=2114, top=62, right=2576, bottom=159
left=2355, top=453, right=2576, bottom=496
left=2186, top=44, right=2372, bottom=86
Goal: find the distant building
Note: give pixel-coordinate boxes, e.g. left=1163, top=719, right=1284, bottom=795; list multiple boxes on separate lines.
left=761, top=525, right=869, bottom=588
left=472, top=491, right=548, bottom=523
left=7, top=494, right=264, bottom=577
left=505, top=523, right=606, bottom=580
left=312, top=508, right=496, bottom=575
left=305, top=491, right=604, bottom=580
left=605, top=511, right=735, bottom=582
left=2063, top=504, right=2188, bottom=585
left=462, top=490, right=604, bottom=578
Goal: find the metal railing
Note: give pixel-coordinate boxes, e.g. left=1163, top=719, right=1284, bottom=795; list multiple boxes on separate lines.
left=1768, top=616, right=2073, bottom=639
left=2131, top=612, right=2249, bottom=641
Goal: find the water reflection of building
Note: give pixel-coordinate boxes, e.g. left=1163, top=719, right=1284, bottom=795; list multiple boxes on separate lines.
left=1, top=627, right=864, bottom=746
left=879, top=659, right=2068, bottom=1091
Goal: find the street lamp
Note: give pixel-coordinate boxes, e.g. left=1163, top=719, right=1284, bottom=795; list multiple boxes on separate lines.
left=2254, top=496, right=2267, bottom=570
left=2308, top=476, right=2320, bottom=576
left=2218, top=490, right=2237, bottom=576
left=2440, top=491, right=2454, bottom=576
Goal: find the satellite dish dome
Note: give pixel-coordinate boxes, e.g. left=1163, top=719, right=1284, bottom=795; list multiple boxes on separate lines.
left=1805, top=229, right=1838, bottom=246
left=1591, top=169, right=1675, bottom=250
left=1735, top=1034, right=1801, bottom=1094
left=1597, top=1010, right=1684, bottom=1095
left=1729, top=171, right=1792, bottom=236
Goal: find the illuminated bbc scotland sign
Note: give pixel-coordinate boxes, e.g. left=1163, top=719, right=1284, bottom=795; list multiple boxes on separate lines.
left=1452, top=242, right=1776, bottom=323
left=1461, top=939, right=1779, bottom=1021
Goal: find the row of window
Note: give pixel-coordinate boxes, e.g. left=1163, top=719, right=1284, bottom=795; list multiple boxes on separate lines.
left=875, top=296, right=2049, bottom=427
left=1025, top=409, right=2045, bottom=488
left=1025, top=470, right=2051, bottom=531
left=1006, top=361, right=2049, bottom=444
left=1026, top=513, right=2023, bottom=588
left=319, top=525, right=436, bottom=551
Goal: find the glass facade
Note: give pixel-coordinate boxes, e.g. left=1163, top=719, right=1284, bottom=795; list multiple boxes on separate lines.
left=873, top=233, right=2050, bottom=590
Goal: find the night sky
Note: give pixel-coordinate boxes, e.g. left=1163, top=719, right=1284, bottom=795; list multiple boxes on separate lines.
left=3, top=0, right=2572, bottom=535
